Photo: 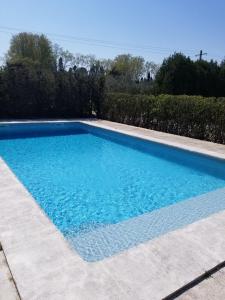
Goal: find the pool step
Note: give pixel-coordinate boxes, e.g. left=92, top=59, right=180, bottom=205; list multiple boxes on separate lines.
left=0, top=243, right=21, bottom=300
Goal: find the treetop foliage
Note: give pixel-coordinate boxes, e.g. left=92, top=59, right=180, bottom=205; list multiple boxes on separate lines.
left=7, top=32, right=55, bottom=70
left=155, top=53, right=225, bottom=97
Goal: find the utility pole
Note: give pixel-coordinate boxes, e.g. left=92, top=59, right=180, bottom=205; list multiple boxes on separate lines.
left=195, top=50, right=207, bottom=61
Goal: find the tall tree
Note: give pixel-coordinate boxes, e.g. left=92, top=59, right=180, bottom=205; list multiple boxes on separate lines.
left=219, top=60, right=225, bottom=96
left=73, top=54, right=96, bottom=70
left=53, top=44, right=75, bottom=70
left=110, top=54, right=145, bottom=81
left=155, top=53, right=196, bottom=95
left=89, top=61, right=105, bottom=117
left=195, top=60, right=220, bottom=96
left=58, top=57, right=64, bottom=72
left=7, top=32, right=55, bottom=70
left=144, top=61, right=159, bottom=79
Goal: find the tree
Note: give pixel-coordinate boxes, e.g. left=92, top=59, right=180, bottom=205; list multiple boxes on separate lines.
left=110, top=54, right=145, bottom=81
left=53, top=44, right=75, bottom=70
left=73, top=54, right=96, bottom=70
left=1, top=32, right=106, bottom=119
left=58, top=57, right=64, bottom=72
left=99, top=59, right=113, bottom=74
left=219, top=59, right=225, bottom=96
left=195, top=60, right=220, bottom=97
left=144, top=61, right=159, bottom=79
left=1, top=60, right=55, bottom=118
left=89, top=61, right=105, bottom=117
left=155, top=53, right=196, bottom=95
left=7, top=32, right=55, bottom=70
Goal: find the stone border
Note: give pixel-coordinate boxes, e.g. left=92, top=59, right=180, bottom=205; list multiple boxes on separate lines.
left=1, top=119, right=225, bottom=299
left=0, top=244, right=20, bottom=299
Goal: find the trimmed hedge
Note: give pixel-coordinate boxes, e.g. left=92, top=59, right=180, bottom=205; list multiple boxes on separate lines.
left=102, top=93, right=225, bottom=144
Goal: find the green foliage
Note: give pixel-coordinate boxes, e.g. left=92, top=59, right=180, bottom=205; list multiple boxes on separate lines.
left=89, top=62, right=105, bottom=117
left=53, top=44, right=75, bottom=70
left=104, top=54, right=155, bottom=94
left=7, top=33, right=55, bottom=70
left=0, top=33, right=105, bottom=119
left=110, top=54, right=145, bottom=81
left=155, top=53, right=225, bottom=97
left=102, top=93, right=225, bottom=144
left=0, top=61, right=55, bottom=118
left=155, top=53, right=197, bottom=95
left=0, top=60, right=105, bottom=119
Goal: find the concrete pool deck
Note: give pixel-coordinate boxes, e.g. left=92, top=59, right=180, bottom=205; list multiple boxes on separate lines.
left=1, top=119, right=225, bottom=299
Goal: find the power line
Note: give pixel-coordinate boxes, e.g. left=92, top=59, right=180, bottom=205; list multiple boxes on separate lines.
left=0, top=25, right=198, bottom=55
left=0, top=25, right=224, bottom=61
left=0, top=30, right=176, bottom=55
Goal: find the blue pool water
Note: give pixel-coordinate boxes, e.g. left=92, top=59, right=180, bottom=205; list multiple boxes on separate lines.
left=1, top=122, right=225, bottom=260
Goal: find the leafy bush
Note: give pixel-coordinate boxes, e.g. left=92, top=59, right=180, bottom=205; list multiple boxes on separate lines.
left=0, top=61, right=105, bottom=119
left=102, top=93, right=225, bottom=144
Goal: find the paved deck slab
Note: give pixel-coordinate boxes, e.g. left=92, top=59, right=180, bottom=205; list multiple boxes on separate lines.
left=178, top=269, right=225, bottom=299
left=0, top=249, right=20, bottom=300
left=0, top=120, right=225, bottom=299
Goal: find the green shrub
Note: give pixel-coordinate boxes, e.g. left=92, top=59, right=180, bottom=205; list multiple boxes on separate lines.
left=102, top=93, right=225, bottom=144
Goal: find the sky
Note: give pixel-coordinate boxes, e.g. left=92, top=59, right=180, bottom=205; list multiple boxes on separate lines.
left=0, top=0, right=225, bottom=64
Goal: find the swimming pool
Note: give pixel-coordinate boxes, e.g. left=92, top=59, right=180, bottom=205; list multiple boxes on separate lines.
left=1, top=122, right=225, bottom=261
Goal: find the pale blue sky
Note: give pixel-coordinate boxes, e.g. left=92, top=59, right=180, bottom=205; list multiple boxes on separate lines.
left=0, top=0, right=225, bottom=64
